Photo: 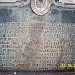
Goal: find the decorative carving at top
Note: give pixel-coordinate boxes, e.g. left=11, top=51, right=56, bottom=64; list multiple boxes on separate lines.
left=31, top=0, right=52, bottom=15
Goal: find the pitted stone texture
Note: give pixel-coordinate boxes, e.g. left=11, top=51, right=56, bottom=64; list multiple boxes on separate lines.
left=0, top=23, right=74, bottom=71
left=1, top=4, right=75, bottom=23
left=0, top=6, right=63, bottom=23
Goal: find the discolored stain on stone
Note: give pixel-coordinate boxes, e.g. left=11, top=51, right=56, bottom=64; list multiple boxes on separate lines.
left=51, top=9, right=60, bottom=15
left=0, top=8, right=12, bottom=23
left=61, top=10, right=75, bottom=23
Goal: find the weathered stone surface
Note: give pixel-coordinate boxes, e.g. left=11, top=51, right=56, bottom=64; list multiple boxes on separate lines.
left=0, top=23, right=74, bottom=70
left=0, top=3, right=75, bottom=71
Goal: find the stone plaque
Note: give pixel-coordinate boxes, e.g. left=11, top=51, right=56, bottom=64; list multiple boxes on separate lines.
left=0, top=0, right=75, bottom=71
